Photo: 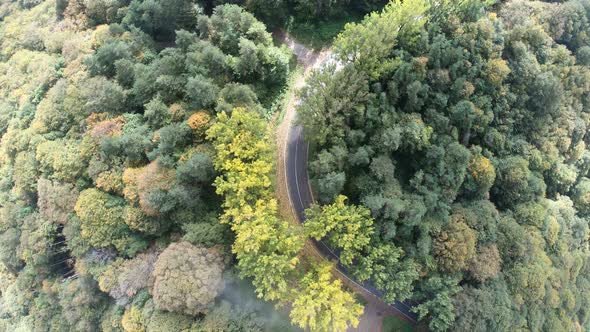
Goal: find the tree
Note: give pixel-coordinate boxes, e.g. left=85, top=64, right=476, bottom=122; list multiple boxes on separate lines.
left=74, top=188, right=144, bottom=254
left=450, top=100, right=490, bottom=145
left=528, top=71, right=563, bottom=117
left=576, top=46, right=590, bottom=65
left=413, top=275, right=461, bottom=332
left=199, top=4, right=272, bottom=54
left=207, top=108, right=306, bottom=302
left=123, top=206, right=166, bottom=235
left=0, top=227, right=23, bottom=273
left=186, top=111, right=211, bottom=136
left=123, top=161, right=177, bottom=217
left=304, top=195, right=374, bottom=266
left=232, top=199, right=304, bottom=301
left=87, top=40, right=133, bottom=78
left=58, top=277, right=108, bottom=332
left=491, top=156, right=544, bottom=209
left=37, top=178, right=79, bottom=225
left=17, top=212, right=54, bottom=268
left=215, top=83, right=261, bottom=114
left=176, top=151, right=215, bottom=185
left=122, top=0, right=199, bottom=41
left=121, top=306, right=145, bottom=332
left=297, top=64, right=370, bottom=146
left=573, top=177, right=590, bottom=214
left=196, top=300, right=264, bottom=331
left=434, top=219, right=477, bottom=272
left=315, top=171, right=347, bottom=204
left=206, top=107, right=274, bottom=210
left=290, top=262, right=363, bottom=332
left=141, top=299, right=195, bottom=332
left=468, top=244, right=501, bottom=283
left=148, top=122, right=193, bottom=159
left=98, top=249, right=159, bottom=306
left=464, top=153, right=496, bottom=196
left=334, top=0, right=429, bottom=79
left=36, top=139, right=86, bottom=183
left=143, top=96, right=170, bottom=129
left=78, top=77, right=127, bottom=115
left=151, top=242, right=225, bottom=315
left=13, top=151, right=38, bottom=200
left=453, top=281, right=521, bottom=332
left=185, top=75, right=220, bottom=110
left=351, top=243, right=419, bottom=303
left=181, top=214, right=229, bottom=246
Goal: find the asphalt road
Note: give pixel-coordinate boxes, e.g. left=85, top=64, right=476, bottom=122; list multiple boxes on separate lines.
left=285, top=122, right=419, bottom=324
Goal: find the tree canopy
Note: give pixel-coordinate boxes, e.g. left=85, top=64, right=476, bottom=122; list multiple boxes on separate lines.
left=298, top=0, right=590, bottom=330
left=0, top=1, right=306, bottom=331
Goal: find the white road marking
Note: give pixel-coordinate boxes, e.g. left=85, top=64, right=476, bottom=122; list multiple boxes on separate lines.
left=293, top=128, right=306, bottom=211
left=290, top=129, right=417, bottom=323
left=305, top=141, right=316, bottom=202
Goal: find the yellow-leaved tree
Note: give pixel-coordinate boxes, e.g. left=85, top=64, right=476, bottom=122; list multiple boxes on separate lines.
left=207, top=108, right=364, bottom=331
left=290, top=262, right=364, bottom=332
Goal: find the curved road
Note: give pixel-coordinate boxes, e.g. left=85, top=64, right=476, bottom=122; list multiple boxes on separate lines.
left=286, top=117, right=419, bottom=325
left=277, top=32, right=419, bottom=328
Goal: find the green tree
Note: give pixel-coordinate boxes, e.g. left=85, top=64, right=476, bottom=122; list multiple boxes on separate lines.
left=122, top=0, right=199, bottom=41
left=334, top=0, right=429, bottom=79
left=573, top=177, right=590, bottom=214
left=58, top=277, right=108, bottom=332
left=413, top=275, right=461, bottom=332
left=304, top=195, right=374, bottom=266
left=351, top=243, right=419, bottom=303
left=74, top=188, right=144, bottom=254
left=185, top=75, right=220, bottom=110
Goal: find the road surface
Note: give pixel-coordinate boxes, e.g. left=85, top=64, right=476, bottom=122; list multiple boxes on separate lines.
left=275, top=32, right=420, bottom=329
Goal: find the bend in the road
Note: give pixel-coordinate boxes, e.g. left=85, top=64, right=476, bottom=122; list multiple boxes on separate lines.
left=277, top=31, right=420, bottom=327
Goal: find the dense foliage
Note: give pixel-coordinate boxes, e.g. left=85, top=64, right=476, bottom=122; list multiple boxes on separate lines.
left=5, top=0, right=590, bottom=330
left=299, top=0, right=590, bottom=330
left=207, top=107, right=363, bottom=331
left=0, top=0, right=307, bottom=330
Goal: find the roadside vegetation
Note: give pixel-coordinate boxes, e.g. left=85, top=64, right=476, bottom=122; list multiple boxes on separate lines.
left=0, top=0, right=378, bottom=331
left=383, top=316, right=415, bottom=332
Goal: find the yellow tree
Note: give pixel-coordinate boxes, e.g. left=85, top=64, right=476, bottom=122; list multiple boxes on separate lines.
left=464, top=154, right=496, bottom=196
left=290, top=262, right=364, bottom=332
left=121, top=306, right=145, bottom=332
left=231, top=199, right=304, bottom=301
left=206, top=107, right=274, bottom=217
left=207, top=108, right=304, bottom=301
left=74, top=188, right=142, bottom=254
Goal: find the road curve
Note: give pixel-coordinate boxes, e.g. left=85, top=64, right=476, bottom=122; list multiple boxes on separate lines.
left=286, top=117, right=419, bottom=324
left=277, top=32, right=420, bottom=326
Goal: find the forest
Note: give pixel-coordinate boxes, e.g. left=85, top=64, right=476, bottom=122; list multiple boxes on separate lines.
left=1, top=0, right=590, bottom=331
left=299, top=0, right=590, bottom=330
